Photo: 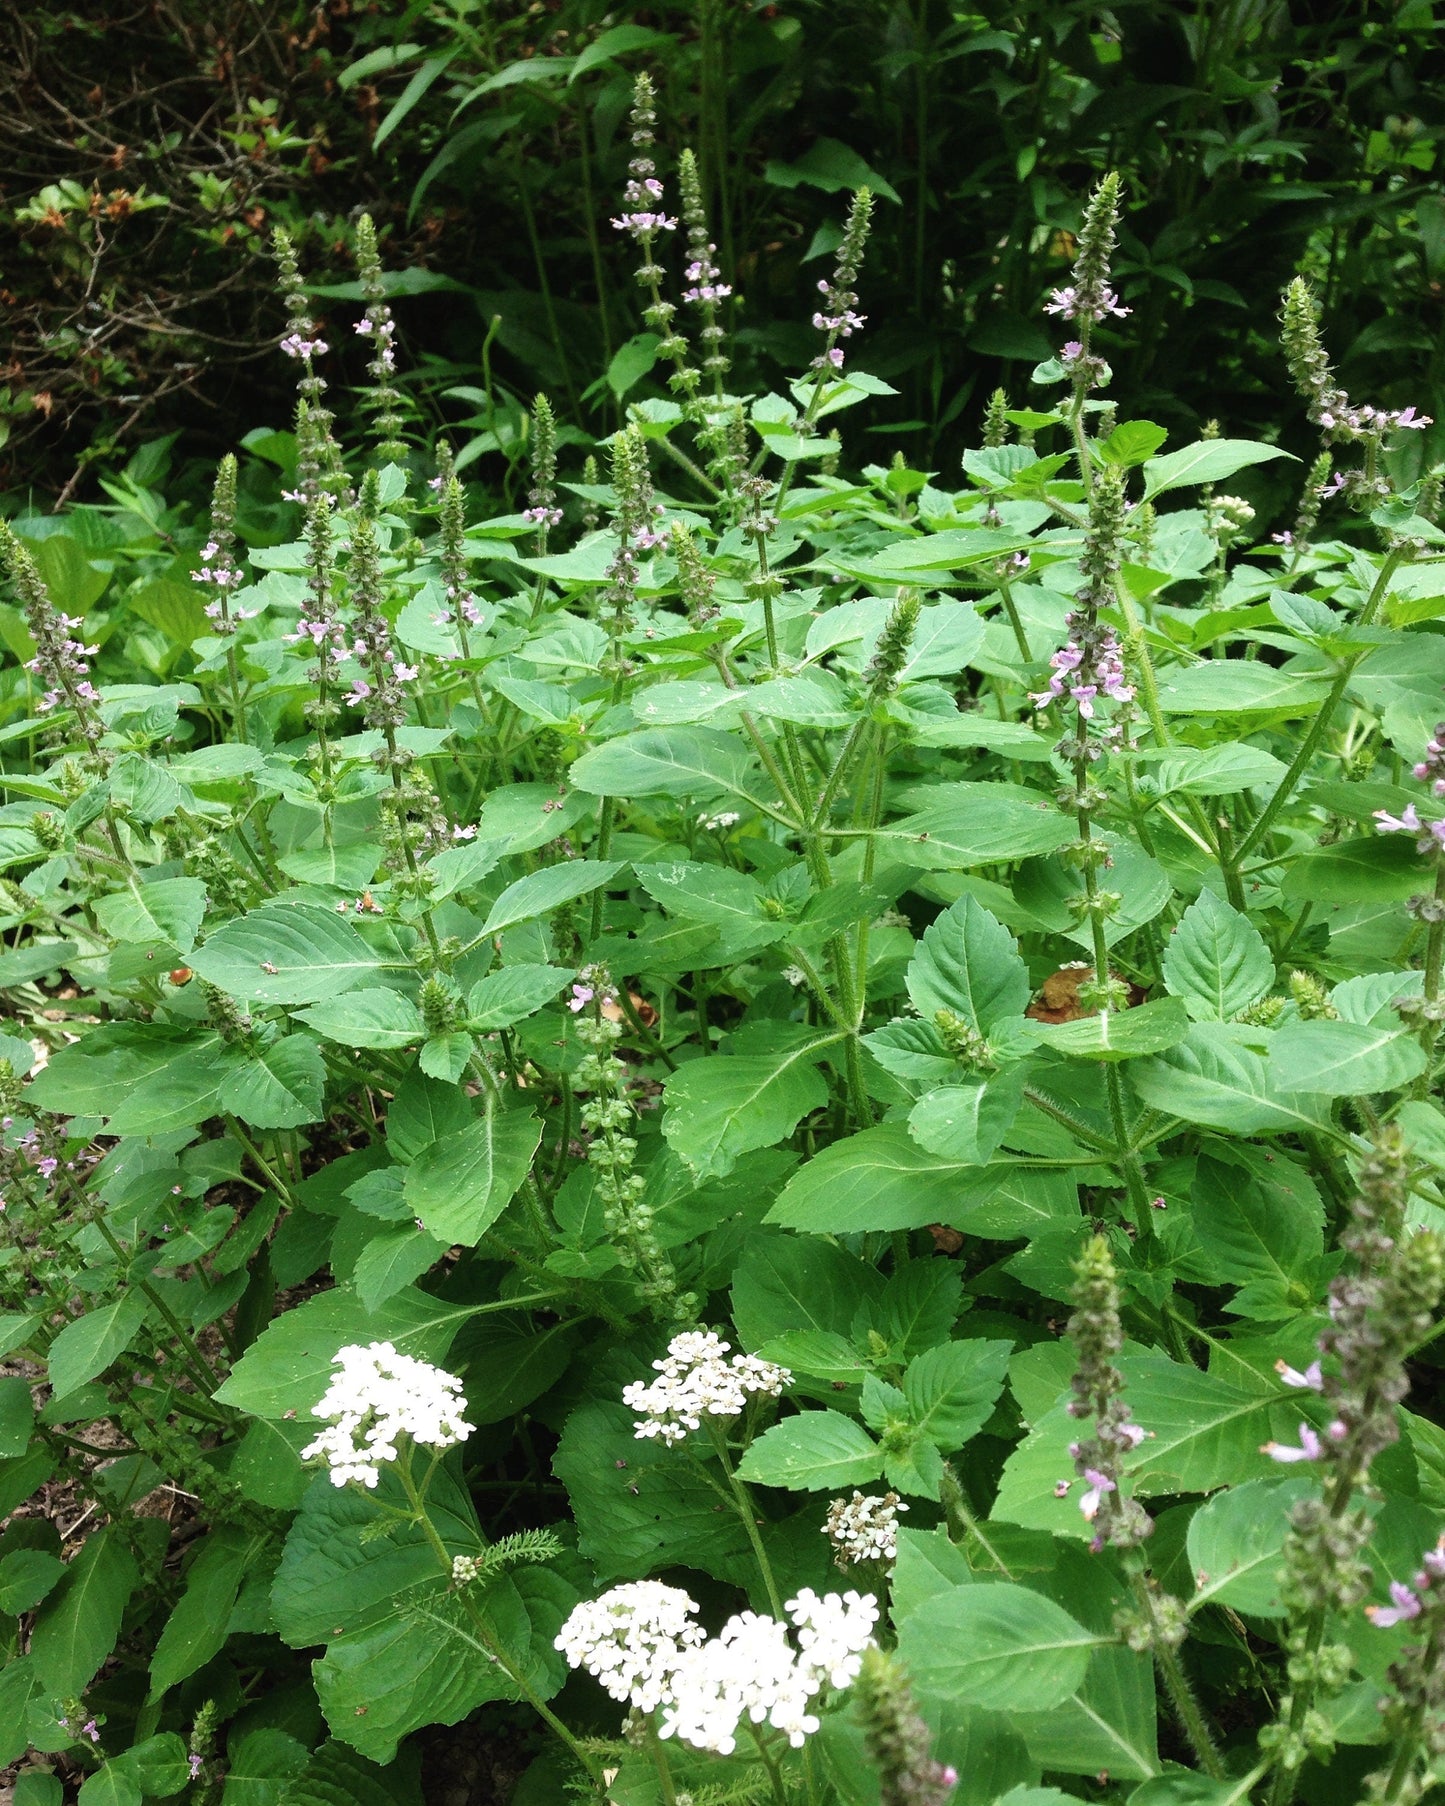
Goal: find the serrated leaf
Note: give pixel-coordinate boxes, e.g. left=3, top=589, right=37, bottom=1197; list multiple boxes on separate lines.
left=403, top=1104, right=543, bottom=1245
left=48, top=1292, right=151, bottom=1399
left=1028, top=997, right=1189, bottom=1061
left=736, top=1411, right=883, bottom=1491
left=1186, top=1477, right=1312, bottom=1617
left=569, top=727, right=759, bottom=801
left=30, top=1528, right=138, bottom=1695
left=906, top=894, right=1030, bottom=1032
left=908, top=1069, right=1026, bottom=1164
left=899, top=1583, right=1098, bottom=1711
left=94, top=877, right=207, bottom=952
left=1269, top=1018, right=1427, bottom=1096
left=1142, top=439, right=1292, bottom=498
left=1162, top=890, right=1274, bottom=1022
left=191, top=904, right=383, bottom=1005
left=902, top=1340, right=1012, bottom=1451
left=352, top=1226, right=447, bottom=1310
left=662, top=1040, right=832, bottom=1180
left=218, top=1035, right=326, bottom=1129
left=765, top=1124, right=1009, bottom=1233
left=479, top=860, right=624, bottom=937
left=467, top=964, right=575, bottom=1029
left=1129, top=1024, right=1332, bottom=1134
left=296, top=988, right=424, bottom=1049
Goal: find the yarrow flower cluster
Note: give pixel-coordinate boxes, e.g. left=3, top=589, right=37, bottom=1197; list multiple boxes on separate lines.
left=824, top=1491, right=907, bottom=1568
left=555, top=1582, right=877, bottom=1755
left=300, top=1340, right=472, bottom=1487
left=623, top=1329, right=791, bottom=1445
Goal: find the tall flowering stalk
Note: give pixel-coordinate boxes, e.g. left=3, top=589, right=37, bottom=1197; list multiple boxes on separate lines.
left=288, top=494, right=345, bottom=836
left=852, top=1648, right=957, bottom=1806
left=194, top=455, right=252, bottom=734
left=1062, top=1236, right=1223, bottom=1776
left=354, top=214, right=407, bottom=464
left=348, top=471, right=446, bottom=946
left=1049, top=172, right=1128, bottom=487
left=523, top=392, right=563, bottom=554
left=678, top=147, right=731, bottom=393
left=1374, top=724, right=1445, bottom=1074
left=1281, top=277, right=1430, bottom=508
left=571, top=967, right=691, bottom=1322
left=1358, top=1536, right=1445, bottom=1806
left=274, top=226, right=345, bottom=503
left=0, top=523, right=104, bottom=759
left=1261, top=1130, right=1444, bottom=1802
left=1031, top=467, right=1152, bottom=1220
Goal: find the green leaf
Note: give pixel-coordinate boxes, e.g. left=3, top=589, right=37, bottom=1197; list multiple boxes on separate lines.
left=736, top=1411, right=883, bottom=1491
left=662, top=1040, right=832, bottom=1180
left=908, top=1070, right=1026, bottom=1164
left=876, top=786, right=1077, bottom=869
left=899, top=1583, right=1098, bottom=1711
left=94, top=877, right=207, bottom=952
left=48, top=1292, right=151, bottom=1399
left=30, top=1528, right=139, bottom=1695
left=278, top=1740, right=420, bottom=1806
left=1186, top=1477, right=1312, bottom=1618
left=76, top=1766, right=141, bottom=1806
left=569, top=23, right=676, bottom=81
left=731, top=1233, right=882, bottom=1348
left=906, top=894, right=1030, bottom=1032
left=352, top=1225, right=447, bottom=1311
left=764, top=136, right=902, bottom=203
left=149, top=1529, right=258, bottom=1698
left=1099, top=421, right=1168, bottom=467
left=27, top=533, right=109, bottom=610
left=635, top=861, right=778, bottom=937
left=273, top=1465, right=480, bottom=1649
left=467, top=964, right=575, bottom=1028
left=1028, top=998, right=1190, bottom=1062
left=553, top=1400, right=752, bottom=1580
left=1269, top=1018, right=1427, bottom=1095
left=216, top=1286, right=476, bottom=1419
left=903, top=1340, right=1012, bottom=1451
left=1156, top=662, right=1332, bottom=714
left=1187, top=1151, right=1323, bottom=1296
left=313, top=1579, right=534, bottom=1764
left=1142, top=439, right=1292, bottom=498
left=296, top=988, right=424, bottom=1049
left=0, top=1375, right=34, bottom=1457
left=1150, top=744, right=1288, bottom=797
left=569, top=728, right=760, bottom=801
left=0, top=1548, right=64, bottom=1613
left=479, top=860, right=624, bottom=937
left=1162, top=890, right=1274, bottom=1022
left=1129, top=1024, right=1332, bottom=1135
left=765, top=1124, right=1010, bottom=1233
left=191, top=904, right=383, bottom=1005
left=403, top=1104, right=543, bottom=1245
left=218, top=1035, right=327, bottom=1129
left=1281, top=835, right=1427, bottom=903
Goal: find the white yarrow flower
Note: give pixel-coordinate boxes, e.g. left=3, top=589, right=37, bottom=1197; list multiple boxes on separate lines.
left=553, top=1581, right=704, bottom=1712
left=300, top=1340, right=472, bottom=1488
left=558, top=1582, right=877, bottom=1756
left=622, top=1329, right=791, bottom=1445
left=823, top=1491, right=907, bottom=1568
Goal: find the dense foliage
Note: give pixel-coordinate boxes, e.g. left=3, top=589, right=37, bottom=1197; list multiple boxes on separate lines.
left=3, top=50, right=1445, bottom=1806
left=2, top=0, right=1441, bottom=496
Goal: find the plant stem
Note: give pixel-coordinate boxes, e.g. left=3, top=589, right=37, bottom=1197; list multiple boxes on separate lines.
left=709, top=1424, right=784, bottom=1616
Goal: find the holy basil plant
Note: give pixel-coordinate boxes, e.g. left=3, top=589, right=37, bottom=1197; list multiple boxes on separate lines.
left=1, top=79, right=1444, bottom=1806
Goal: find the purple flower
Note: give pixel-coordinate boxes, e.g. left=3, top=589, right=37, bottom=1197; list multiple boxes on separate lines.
left=1375, top=805, right=1423, bottom=835
left=280, top=332, right=327, bottom=360
left=188, top=1754, right=203, bottom=1780
left=1275, top=1359, right=1324, bottom=1393
left=1263, top=1423, right=1325, bottom=1463
left=1366, top=1581, right=1423, bottom=1628
left=568, top=984, right=595, bottom=1013
left=1078, top=1468, right=1116, bottom=1522
left=452, top=824, right=477, bottom=841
